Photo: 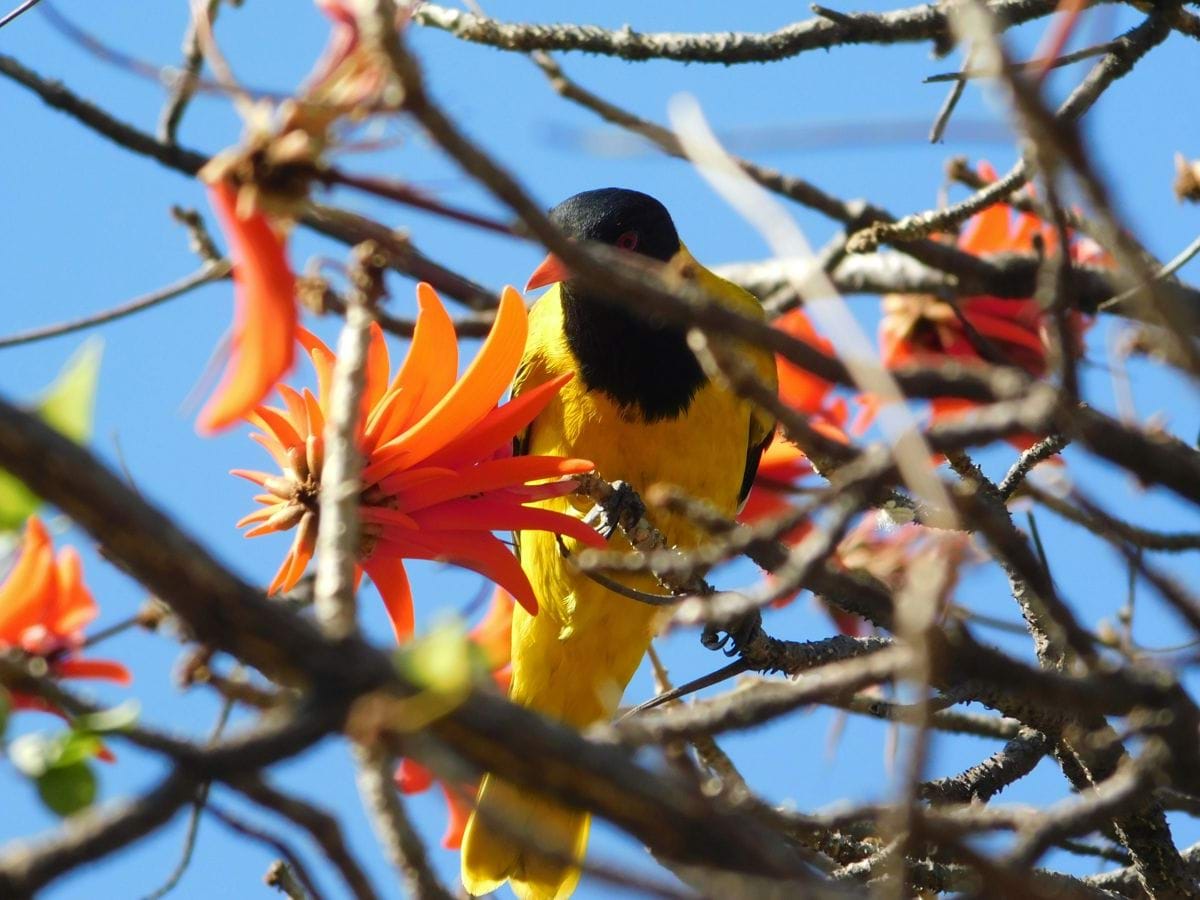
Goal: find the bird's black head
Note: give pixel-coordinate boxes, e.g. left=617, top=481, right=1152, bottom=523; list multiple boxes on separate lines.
left=549, top=187, right=681, bottom=262
left=529, top=188, right=706, bottom=423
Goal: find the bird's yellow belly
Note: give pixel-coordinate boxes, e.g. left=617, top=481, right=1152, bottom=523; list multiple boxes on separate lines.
left=511, top=380, right=750, bottom=725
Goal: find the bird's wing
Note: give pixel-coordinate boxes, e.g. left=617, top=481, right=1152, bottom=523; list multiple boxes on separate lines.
left=737, top=425, right=775, bottom=512
left=686, top=246, right=779, bottom=511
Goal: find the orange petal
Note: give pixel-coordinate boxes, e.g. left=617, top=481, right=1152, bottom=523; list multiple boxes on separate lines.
left=398, top=456, right=594, bottom=513
left=363, top=386, right=420, bottom=456
left=230, top=469, right=273, bottom=486
left=411, top=498, right=605, bottom=549
left=296, top=328, right=335, bottom=409
left=469, top=587, right=514, bottom=669
left=374, top=531, right=538, bottom=615
left=360, top=555, right=415, bottom=641
left=0, top=517, right=56, bottom=641
left=378, top=286, right=527, bottom=469
left=197, top=181, right=297, bottom=434
left=391, top=283, right=459, bottom=422
left=250, top=431, right=291, bottom=470
left=395, top=757, right=434, bottom=793
left=360, top=506, right=419, bottom=530
left=963, top=312, right=1047, bottom=358
left=773, top=309, right=835, bottom=415
left=53, top=658, right=132, bottom=685
left=440, top=783, right=474, bottom=850
left=49, top=547, right=97, bottom=636
left=236, top=507, right=279, bottom=529
left=959, top=201, right=1012, bottom=256
left=249, top=405, right=304, bottom=452
left=279, top=532, right=314, bottom=593
left=276, top=385, right=311, bottom=439
left=363, top=321, right=391, bottom=414
left=426, top=373, right=572, bottom=470
left=302, top=388, right=326, bottom=439
left=267, top=550, right=297, bottom=595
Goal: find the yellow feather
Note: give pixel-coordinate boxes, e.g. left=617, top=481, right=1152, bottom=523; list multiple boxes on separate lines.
left=461, top=250, right=776, bottom=899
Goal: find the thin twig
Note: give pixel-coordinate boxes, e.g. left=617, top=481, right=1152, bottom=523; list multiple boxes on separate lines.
left=351, top=749, right=453, bottom=900
left=415, top=1, right=1063, bottom=65
left=311, top=244, right=381, bottom=640
left=158, top=0, right=220, bottom=143
left=0, top=0, right=40, bottom=30
left=0, top=262, right=229, bottom=350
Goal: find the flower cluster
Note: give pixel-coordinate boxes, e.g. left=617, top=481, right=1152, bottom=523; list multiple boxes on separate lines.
left=0, top=517, right=130, bottom=714
left=233, top=283, right=603, bottom=640
left=878, top=161, right=1105, bottom=446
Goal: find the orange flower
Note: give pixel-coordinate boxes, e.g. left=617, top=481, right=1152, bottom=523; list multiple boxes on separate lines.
left=197, top=181, right=297, bottom=435
left=877, top=162, right=1105, bottom=448
left=0, top=517, right=131, bottom=713
left=395, top=587, right=513, bottom=849
left=233, top=284, right=603, bottom=641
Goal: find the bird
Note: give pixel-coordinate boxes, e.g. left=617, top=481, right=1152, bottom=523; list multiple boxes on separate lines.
left=460, top=188, right=777, bottom=900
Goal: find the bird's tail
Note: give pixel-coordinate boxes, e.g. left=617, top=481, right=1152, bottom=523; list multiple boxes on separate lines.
left=461, top=546, right=661, bottom=899
left=460, top=775, right=590, bottom=900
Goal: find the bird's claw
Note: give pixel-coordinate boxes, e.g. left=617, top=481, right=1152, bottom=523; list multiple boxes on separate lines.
left=701, top=610, right=763, bottom=657
left=585, top=480, right=645, bottom=542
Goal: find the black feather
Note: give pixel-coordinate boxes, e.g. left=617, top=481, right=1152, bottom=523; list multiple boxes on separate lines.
left=549, top=188, right=706, bottom=422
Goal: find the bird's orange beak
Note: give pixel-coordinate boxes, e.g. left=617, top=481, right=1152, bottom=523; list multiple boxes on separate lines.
left=525, top=253, right=572, bottom=293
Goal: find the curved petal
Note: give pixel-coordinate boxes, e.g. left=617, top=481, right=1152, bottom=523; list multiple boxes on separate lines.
left=361, top=555, right=415, bottom=641
left=410, top=498, right=605, bottom=549
left=398, top=456, right=593, bottom=513
left=375, top=530, right=537, bottom=615
left=53, top=657, right=132, bottom=685
left=50, top=547, right=97, bottom=636
left=363, top=321, right=391, bottom=414
left=249, top=405, right=304, bottom=453
left=469, top=588, right=514, bottom=670
left=0, top=517, right=55, bottom=641
left=395, top=757, right=434, bottom=793
left=392, top=282, right=459, bottom=422
left=279, top=530, right=315, bottom=594
left=377, top=286, right=527, bottom=469
left=296, top=328, right=335, bottom=409
left=958, top=201, right=1011, bottom=256
left=276, top=385, right=311, bottom=439
left=198, top=181, right=297, bottom=434
left=426, top=373, right=572, bottom=470
left=439, top=782, right=473, bottom=850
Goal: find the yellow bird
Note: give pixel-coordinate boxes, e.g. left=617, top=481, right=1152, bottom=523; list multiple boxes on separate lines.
left=461, top=188, right=777, bottom=900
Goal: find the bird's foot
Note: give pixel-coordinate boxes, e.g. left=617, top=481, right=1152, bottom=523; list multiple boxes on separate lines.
left=585, top=480, right=645, bottom=542
left=701, top=609, right=764, bottom=658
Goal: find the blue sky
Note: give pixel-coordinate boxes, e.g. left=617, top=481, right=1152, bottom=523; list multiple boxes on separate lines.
left=1, top=1, right=1198, bottom=897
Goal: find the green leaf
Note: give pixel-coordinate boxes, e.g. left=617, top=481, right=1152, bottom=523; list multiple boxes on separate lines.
left=0, top=473, right=39, bottom=533
left=38, top=337, right=103, bottom=442
left=8, top=725, right=104, bottom=778
left=0, top=688, right=9, bottom=738
left=74, top=700, right=140, bottom=735
left=53, top=730, right=103, bottom=768
left=0, top=338, right=103, bottom=531
left=398, top=620, right=472, bottom=694
left=37, top=762, right=97, bottom=816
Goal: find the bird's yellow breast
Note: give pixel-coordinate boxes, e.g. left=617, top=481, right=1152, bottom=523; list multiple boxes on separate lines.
left=508, top=278, right=775, bottom=724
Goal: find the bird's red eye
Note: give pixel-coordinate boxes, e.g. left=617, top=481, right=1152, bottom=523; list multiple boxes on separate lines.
left=616, top=231, right=639, bottom=251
